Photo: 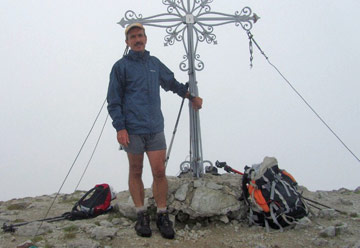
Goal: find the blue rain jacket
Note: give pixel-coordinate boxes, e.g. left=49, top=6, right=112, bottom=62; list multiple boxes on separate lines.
left=107, top=50, right=188, bottom=134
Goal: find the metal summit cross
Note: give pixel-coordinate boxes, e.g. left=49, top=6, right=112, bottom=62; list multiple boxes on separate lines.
left=118, top=0, right=259, bottom=177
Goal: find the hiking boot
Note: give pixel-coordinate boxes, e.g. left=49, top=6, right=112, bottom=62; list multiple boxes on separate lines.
left=135, top=211, right=152, bottom=237
left=156, top=212, right=175, bottom=239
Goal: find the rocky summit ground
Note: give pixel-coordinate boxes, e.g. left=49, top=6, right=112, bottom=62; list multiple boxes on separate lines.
left=0, top=176, right=360, bottom=248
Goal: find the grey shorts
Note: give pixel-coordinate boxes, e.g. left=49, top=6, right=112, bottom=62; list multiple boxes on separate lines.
left=122, top=132, right=167, bottom=154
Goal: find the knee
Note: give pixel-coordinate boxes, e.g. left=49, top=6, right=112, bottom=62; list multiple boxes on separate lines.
left=129, top=163, right=143, bottom=178
left=152, top=166, right=166, bottom=180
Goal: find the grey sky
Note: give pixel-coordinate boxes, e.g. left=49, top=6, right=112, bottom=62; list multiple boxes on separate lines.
left=1, top=0, right=359, bottom=201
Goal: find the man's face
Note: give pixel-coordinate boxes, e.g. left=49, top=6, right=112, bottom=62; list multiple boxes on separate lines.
left=126, top=27, right=147, bottom=52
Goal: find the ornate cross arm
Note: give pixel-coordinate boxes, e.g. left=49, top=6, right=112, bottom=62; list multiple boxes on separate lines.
left=118, top=8, right=259, bottom=29
left=196, top=9, right=260, bottom=30
left=117, top=3, right=259, bottom=71
left=118, top=11, right=183, bottom=28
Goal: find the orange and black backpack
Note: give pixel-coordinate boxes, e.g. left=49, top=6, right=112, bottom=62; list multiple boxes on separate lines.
left=241, top=157, right=308, bottom=231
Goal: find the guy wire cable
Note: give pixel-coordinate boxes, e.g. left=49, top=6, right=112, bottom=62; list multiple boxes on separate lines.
left=75, top=113, right=109, bottom=191
left=34, top=97, right=107, bottom=237
left=247, top=31, right=360, bottom=164
left=34, top=44, right=128, bottom=236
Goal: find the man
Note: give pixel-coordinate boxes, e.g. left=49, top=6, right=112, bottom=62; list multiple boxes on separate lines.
left=107, top=23, right=203, bottom=239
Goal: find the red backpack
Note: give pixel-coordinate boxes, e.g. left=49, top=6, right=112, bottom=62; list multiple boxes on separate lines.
left=66, top=183, right=116, bottom=220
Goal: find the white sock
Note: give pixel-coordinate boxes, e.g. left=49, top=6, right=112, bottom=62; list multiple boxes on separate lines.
left=157, top=207, right=167, bottom=214
left=135, top=206, right=146, bottom=213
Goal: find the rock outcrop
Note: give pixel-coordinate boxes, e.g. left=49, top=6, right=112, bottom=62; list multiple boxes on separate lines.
left=114, top=174, right=245, bottom=223
left=0, top=174, right=359, bottom=248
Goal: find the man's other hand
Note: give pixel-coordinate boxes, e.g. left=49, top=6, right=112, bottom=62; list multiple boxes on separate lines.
left=117, top=129, right=130, bottom=147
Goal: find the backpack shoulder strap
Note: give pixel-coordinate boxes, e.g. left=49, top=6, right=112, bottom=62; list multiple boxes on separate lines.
left=241, top=166, right=252, bottom=205
left=63, top=210, right=90, bottom=221
left=72, top=187, right=96, bottom=212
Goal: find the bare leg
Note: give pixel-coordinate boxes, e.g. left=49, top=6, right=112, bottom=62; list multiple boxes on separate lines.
left=127, top=152, right=145, bottom=207
left=147, top=150, right=167, bottom=209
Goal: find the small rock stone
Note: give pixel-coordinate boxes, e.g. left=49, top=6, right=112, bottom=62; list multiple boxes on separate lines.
left=176, top=230, right=185, bottom=237
left=193, top=180, right=204, bottom=188
left=316, top=192, right=323, bottom=199
left=90, top=226, right=118, bottom=240
left=312, top=238, right=329, bottom=246
left=99, top=220, right=113, bottom=227
left=338, top=198, right=353, bottom=206
left=319, top=226, right=336, bottom=237
left=318, top=209, right=338, bottom=219
left=231, top=219, right=239, bottom=225
left=335, top=222, right=351, bottom=235
left=349, top=212, right=358, bottom=218
left=206, top=181, right=223, bottom=190
left=67, top=239, right=100, bottom=248
left=338, top=188, right=350, bottom=194
left=120, top=218, right=132, bottom=226
left=176, top=211, right=189, bottom=223
left=169, top=214, right=176, bottom=228
left=354, top=186, right=360, bottom=193
left=192, top=222, right=202, bottom=230
left=219, top=215, right=229, bottom=224
left=198, top=230, right=207, bottom=237
left=111, top=218, right=121, bottom=225
left=16, top=240, right=33, bottom=248
left=295, top=217, right=312, bottom=229
left=174, top=183, right=189, bottom=201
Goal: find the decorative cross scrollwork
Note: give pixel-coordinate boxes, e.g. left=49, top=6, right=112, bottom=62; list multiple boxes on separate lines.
left=118, top=0, right=258, bottom=72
